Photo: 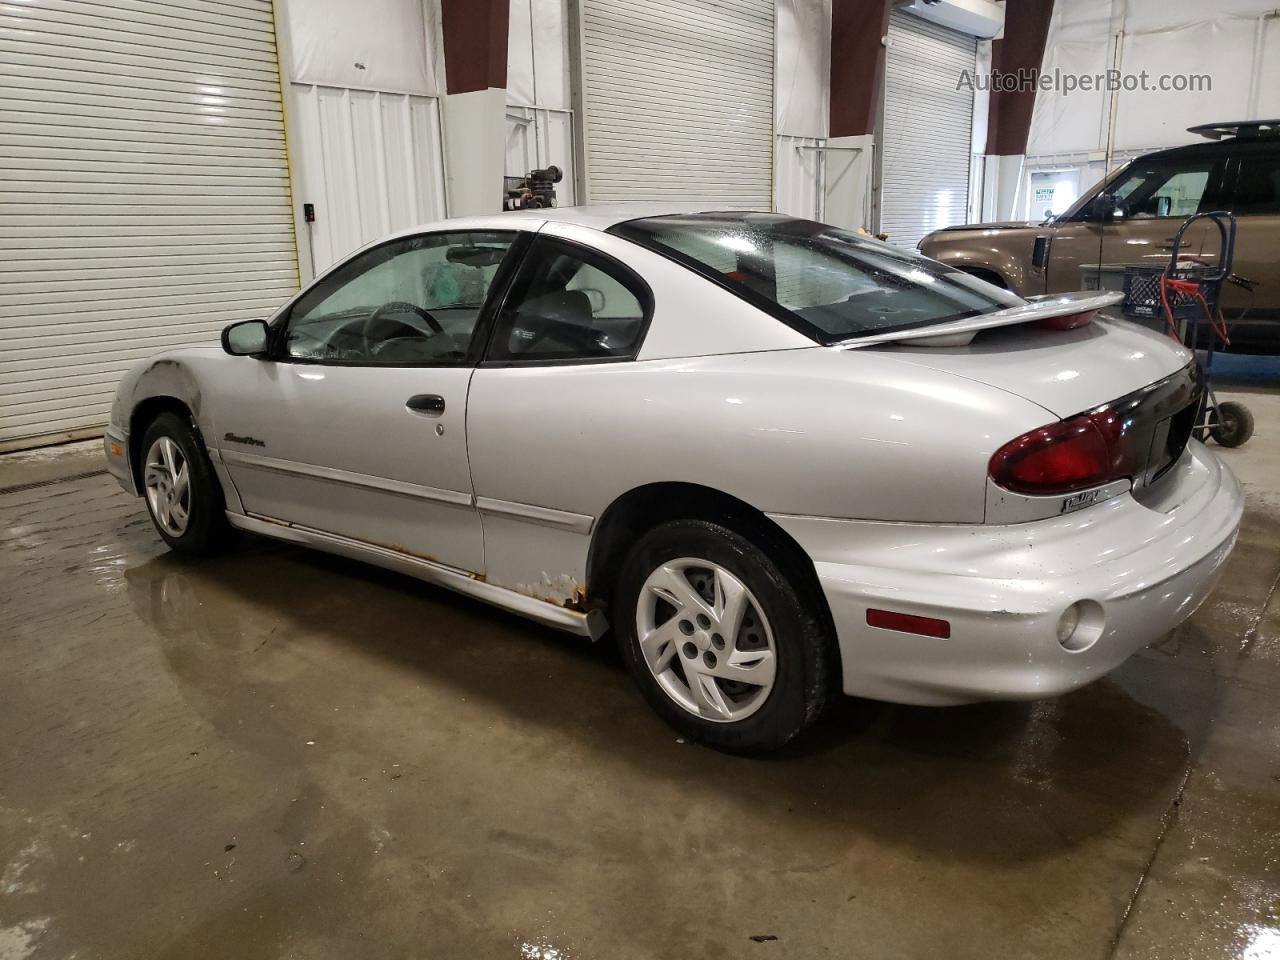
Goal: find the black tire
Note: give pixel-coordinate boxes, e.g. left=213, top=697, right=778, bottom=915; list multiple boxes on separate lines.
left=139, top=412, right=233, bottom=556
left=958, top=266, right=1009, bottom=290
left=1210, top=401, right=1254, bottom=448
left=615, top=518, right=835, bottom=753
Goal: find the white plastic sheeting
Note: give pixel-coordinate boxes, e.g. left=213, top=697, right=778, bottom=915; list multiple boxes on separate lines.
left=776, top=0, right=829, bottom=138
left=508, top=0, right=571, bottom=109
left=1027, top=0, right=1280, bottom=159
left=506, top=0, right=576, bottom=197
left=290, top=84, right=447, bottom=272
left=775, top=0, right=829, bottom=221
left=1113, top=17, right=1270, bottom=150
left=281, top=0, right=445, bottom=95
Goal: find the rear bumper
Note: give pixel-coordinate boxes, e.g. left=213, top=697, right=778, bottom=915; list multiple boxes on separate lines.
left=771, top=441, right=1243, bottom=706
left=103, top=427, right=136, bottom=495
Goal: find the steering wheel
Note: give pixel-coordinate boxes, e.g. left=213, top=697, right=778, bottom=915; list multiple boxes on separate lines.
left=361, top=301, right=443, bottom=357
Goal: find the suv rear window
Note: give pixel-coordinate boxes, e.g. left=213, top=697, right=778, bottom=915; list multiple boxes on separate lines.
left=611, top=213, right=1021, bottom=344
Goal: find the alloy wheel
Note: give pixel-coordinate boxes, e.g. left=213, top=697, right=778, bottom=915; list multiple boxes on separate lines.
left=636, top=558, right=777, bottom=722
left=144, top=436, right=191, bottom=537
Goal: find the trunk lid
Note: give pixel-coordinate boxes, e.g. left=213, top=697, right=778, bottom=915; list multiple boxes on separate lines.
left=860, top=309, right=1194, bottom=419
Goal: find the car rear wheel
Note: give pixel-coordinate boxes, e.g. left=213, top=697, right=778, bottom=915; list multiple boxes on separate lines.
left=1210, top=400, right=1254, bottom=448
left=140, top=412, right=232, bottom=556
left=616, top=519, right=834, bottom=753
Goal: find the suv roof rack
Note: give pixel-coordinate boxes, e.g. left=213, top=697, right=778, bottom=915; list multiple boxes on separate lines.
left=1188, top=120, right=1280, bottom=141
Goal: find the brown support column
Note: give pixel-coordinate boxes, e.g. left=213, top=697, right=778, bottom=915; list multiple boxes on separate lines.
left=826, top=0, right=891, bottom=231
left=984, top=0, right=1055, bottom=156
left=440, top=0, right=510, bottom=94
left=829, top=0, right=892, bottom=138
left=438, top=0, right=510, bottom=215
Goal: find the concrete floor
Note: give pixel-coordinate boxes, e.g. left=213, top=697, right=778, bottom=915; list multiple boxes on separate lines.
left=1, top=391, right=1278, bottom=960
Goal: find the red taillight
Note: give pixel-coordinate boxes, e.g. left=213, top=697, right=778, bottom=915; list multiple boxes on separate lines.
left=1038, top=309, right=1096, bottom=331
left=989, top=411, right=1116, bottom=495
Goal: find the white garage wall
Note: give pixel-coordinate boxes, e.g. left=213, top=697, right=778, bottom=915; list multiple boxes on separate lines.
left=506, top=0, right=576, bottom=204
left=290, top=84, right=447, bottom=272
left=278, top=0, right=448, bottom=274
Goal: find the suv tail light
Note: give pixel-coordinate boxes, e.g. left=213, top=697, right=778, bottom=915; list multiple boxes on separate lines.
left=989, top=408, right=1121, bottom=495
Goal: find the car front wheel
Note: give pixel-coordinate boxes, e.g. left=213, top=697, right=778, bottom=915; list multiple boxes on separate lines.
left=616, top=519, right=835, bottom=753
left=140, top=412, right=232, bottom=556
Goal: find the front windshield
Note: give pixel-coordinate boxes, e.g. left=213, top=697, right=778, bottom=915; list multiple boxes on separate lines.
left=611, top=213, right=1022, bottom=344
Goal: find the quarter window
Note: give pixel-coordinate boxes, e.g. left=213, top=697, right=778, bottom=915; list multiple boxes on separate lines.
left=485, top=237, right=651, bottom=362
left=613, top=213, right=1018, bottom=344
left=1229, top=152, right=1280, bottom=215
left=283, top=231, right=516, bottom=364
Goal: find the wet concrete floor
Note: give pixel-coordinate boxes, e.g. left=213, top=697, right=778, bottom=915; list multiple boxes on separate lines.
left=1, top=391, right=1279, bottom=959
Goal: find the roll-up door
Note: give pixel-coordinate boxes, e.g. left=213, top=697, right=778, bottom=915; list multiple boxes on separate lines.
left=878, top=9, right=977, bottom=249
left=0, top=0, right=299, bottom=449
left=579, top=0, right=774, bottom=207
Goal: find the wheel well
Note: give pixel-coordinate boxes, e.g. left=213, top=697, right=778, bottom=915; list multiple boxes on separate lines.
left=586, top=482, right=836, bottom=636
left=128, top=396, right=195, bottom=490
left=958, top=265, right=1009, bottom=289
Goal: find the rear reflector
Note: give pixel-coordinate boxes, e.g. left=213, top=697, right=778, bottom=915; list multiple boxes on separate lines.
left=866, top=608, right=951, bottom=639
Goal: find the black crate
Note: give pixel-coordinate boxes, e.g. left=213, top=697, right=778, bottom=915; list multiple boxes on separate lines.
left=1122, top=265, right=1221, bottom=320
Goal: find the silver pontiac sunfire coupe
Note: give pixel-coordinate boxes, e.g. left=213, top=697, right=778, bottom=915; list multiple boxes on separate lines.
left=105, top=206, right=1243, bottom=752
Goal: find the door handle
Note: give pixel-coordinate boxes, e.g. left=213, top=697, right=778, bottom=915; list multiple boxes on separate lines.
left=406, top=394, right=446, bottom=416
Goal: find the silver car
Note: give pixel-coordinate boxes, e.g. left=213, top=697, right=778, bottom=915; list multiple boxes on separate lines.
left=105, top=207, right=1243, bottom=752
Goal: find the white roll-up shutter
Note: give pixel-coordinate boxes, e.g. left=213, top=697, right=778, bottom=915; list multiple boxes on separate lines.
left=878, top=9, right=977, bottom=249
left=0, top=0, right=299, bottom=449
left=579, top=0, right=774, bottom=207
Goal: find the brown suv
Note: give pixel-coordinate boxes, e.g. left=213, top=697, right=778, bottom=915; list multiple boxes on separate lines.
left=918, top=122, right=1280, bottom=354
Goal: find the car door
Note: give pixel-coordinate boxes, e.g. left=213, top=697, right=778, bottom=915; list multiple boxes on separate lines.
left=1045, top=152, right=1228, bottom=296
left=1216, top=142, right=1280, bottom=352
left=214, top=227, right=526, bottom=574
left=464, top=226, right=654, bottom=598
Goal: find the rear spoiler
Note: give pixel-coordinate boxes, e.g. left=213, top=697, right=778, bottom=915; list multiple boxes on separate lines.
left=837, top=291, right=1124, bottom=349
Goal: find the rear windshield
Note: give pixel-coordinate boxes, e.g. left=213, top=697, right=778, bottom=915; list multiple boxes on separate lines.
left=611, top=213, right=1022, bottom=344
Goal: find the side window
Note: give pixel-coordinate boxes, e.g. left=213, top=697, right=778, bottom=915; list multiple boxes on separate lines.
left=485, top=238, right=651, bottom=362
left=1229, top=152, right=1280, bottom=215
left=1094, top=159, right=1219, bottom=220
left=283, top=231, right=516, bottom=364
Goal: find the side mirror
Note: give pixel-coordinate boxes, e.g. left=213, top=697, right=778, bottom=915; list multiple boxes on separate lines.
left=221, top=319, right=270, bottom=357
left=1088, top=193, right=1119, bottom=223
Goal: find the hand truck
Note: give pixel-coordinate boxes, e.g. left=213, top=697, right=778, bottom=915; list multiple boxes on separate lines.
left=1121, top=211, right=1254, bottom=447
